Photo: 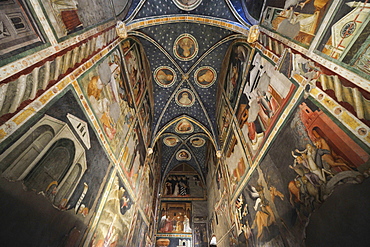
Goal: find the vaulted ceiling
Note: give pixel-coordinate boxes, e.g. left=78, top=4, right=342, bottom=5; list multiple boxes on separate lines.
left=120, top=0, right=264, bottom=181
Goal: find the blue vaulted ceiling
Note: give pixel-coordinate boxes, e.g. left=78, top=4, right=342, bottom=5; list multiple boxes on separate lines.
left=122, top=0, right=262, bottom=181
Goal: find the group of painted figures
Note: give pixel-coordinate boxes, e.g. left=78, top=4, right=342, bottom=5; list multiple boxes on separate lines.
left=164, top=176, right=190, bottom=196
left=289, top=129, right=362, bottom=214
left=159, top=214, right=192, bottom=233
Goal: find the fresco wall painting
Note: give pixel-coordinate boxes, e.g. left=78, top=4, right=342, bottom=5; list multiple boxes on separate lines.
left=40, top=0, right=116, bottom=39
left=122, top=40, right=146, bottom=106
left=234, top=96, right=370, bottom=246
left=213, top=190, right=234, bottom=247
left=157, top=201, right=193, bottom=247
left=260, top=1, right=370, bottom=79
left=276, top=44, right=370, bottom=128
left=0, top=0, right=44, bottom=60
left=235, top=165, right=286, bottom=246
left=127, top=210, right=149, bottom=247
left=315, top=1, right=370, bottom=72
left=138, top=91, right=153, bottom=147
left=89, top=174, right=134, bottom=247
left=0, top=89, right=111, bottom=246
left=78, top=47, right=135, bottom=158
left=223, top=123, right=249, bottom=195
left=236, top=51, right=296, bottom=158
left=137, top=159, right=156, bottom=219
left=223, top=42, right=253, bottom=109
left=162, top=173, right=205, bottom=199
left=120, top=121, right=147, bottom=191
left=261, top=0, right=333, bottom=46
left=217, top=96, right=232, bottom=146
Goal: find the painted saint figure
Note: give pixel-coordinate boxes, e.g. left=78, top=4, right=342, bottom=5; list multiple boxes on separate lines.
left=178, top=92, right=193, bottom=106
left=183, top=215, right=192, bottom=232
left=156, top=69, right=174, bottom=86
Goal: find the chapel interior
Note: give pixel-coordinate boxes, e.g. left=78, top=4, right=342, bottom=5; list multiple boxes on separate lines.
left=0, top=0, right=369, bottom=246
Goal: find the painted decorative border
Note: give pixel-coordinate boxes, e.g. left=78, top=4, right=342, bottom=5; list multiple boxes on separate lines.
left=173, top=33, right=198, bottom=61
left=154, top=66, right=177, bottom=88
left=194, top=66, right=217, bottom=88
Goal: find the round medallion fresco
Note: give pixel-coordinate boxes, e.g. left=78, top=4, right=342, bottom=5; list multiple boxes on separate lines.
left=154, top=66, right=177, bottom=87
left=176, top=149, right=191, bottom=161
left=173, top=34, right=198, bottom=61
left=194, top=66, right=217, bottom=88
left=175, top=119, right=194, bottom=134
left=176, top=89, right=195, bottom=107
left=173, top=0, right=202, bottom=11
left=190, top=137, right=205, bottom=147
left=163, top=135, right=180, bottom=147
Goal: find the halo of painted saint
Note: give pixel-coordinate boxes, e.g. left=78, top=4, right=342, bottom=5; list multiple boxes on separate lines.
left=173, top=0, right=202, bottom=11
left=173, top=34, right=198, bottom=61
left=190, top=137, right=205, bottom=147
left=176, top=149, right=191, bottom=161
left=194, top=66, right=217, bottom=88
left=175, top=119, right=194, bottom=134
left=176, top=89, right=195, bottom=107
left=154, top=66, right=177, bottom=88
left=163, top=135, right=180, bottom=147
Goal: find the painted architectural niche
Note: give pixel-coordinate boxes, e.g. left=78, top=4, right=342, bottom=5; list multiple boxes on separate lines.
left=0, top=114, right=87, bottom=210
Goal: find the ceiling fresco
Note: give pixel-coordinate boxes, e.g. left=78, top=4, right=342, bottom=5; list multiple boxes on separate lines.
left=121, top=0, right=262, bottom=181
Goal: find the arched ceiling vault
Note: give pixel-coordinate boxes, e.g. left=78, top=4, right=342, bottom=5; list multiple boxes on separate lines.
left=120, top=0, right=264, bottom=180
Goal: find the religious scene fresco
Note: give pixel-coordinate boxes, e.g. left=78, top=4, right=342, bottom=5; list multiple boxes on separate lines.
left=158, top=201, right=192, bottom=234
left=137, top=158, right=156, bottom=218
left=234, top=97, right=370, bottom=246
left=89, top=174, right=134, bottom=247
left=122, top=40, right=147, bottom=105
left=176, top=89, right=195, bottom=107
left=236, top=51, right=296, bottom=158
left=260, top=1, right=370, bottom=78
left=40, top=0, right=116, bottom=38
left=138, top=91, right=153, bottom=147
left=194, top=66, right=217, bottom=88
left=217, top=96, right=232, bottom=146
left=162, top=174, right=204, bottom=198
left=193, top=222, right=208, bottom=247
left=223, top=41, right=253, bottom=109
left=175, top=119, right=194, bottom=134
left=156, top=201, right=193, bottom=247
left=224, top=123, right=249, bottom=194
left=0, top=90, right=111, bottom=246
left=127, top=210, right=148, bottom=247
left=121, top=121, right=147, bottom=191
left=78, top=47, right=135, bottom=157
left=315, top=1, right=369, bottom=70
left=261, top=0, right=333, bottom=46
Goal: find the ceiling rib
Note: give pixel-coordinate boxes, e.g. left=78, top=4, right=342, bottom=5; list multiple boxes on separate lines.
left=126, top=15, right=249, bottom=35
